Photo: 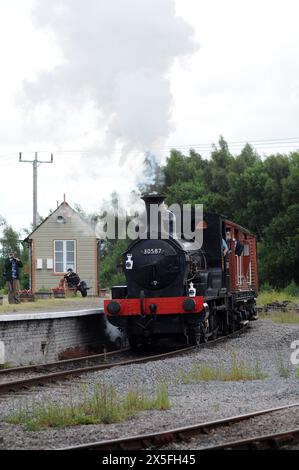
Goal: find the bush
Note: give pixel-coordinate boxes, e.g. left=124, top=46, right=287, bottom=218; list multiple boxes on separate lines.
left=283, top=281, right=299, bottom=297
left=260, top=282, right=274, bottom=292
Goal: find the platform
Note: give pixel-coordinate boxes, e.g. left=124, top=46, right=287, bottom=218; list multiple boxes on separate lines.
left=0, top=304, right=109, bottom=366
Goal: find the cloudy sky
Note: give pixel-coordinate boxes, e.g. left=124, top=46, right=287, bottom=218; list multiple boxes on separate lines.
left=1, top=0, right=299, bottom=233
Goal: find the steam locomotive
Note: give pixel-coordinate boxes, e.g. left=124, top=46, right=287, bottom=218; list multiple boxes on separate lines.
left=104, top=194, right=258, bottom=348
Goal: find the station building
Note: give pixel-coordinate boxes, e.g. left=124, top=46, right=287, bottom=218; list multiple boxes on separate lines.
left=24, top=200, right=100, bottom=295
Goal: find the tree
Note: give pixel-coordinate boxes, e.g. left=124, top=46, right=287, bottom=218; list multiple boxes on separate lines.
left=258, top=204, right=299, bottom=287
left=147, top=138, right=299, bottom=289
left=138, top=152, right=165, bottom=194
left=0, top=215, right=5, bottom=228
left=0, top=225, right=22, bottom=289
left=72, top=140, right=298, bottom=290
left=0, top=225, right=21, bottom=258
left=282, top=152, right=299, bottom=206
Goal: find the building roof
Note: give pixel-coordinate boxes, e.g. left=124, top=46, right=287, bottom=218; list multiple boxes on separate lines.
left=23, top=201, right=98, bottom=242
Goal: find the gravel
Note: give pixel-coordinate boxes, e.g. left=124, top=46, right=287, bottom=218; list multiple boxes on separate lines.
left=0, top=319, right=298, bottom=449
left=162, top=406, right=299, bottom=449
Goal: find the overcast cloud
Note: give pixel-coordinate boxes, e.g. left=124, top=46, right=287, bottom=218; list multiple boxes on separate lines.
left=1, top=0, right=299, bottom=232
left=22, top=0, right=197, bottom=160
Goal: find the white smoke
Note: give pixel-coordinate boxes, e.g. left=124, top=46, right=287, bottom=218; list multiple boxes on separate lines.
left=22, top=0, right=197, bottom=160
left=104, top=317, right=124, bottom=345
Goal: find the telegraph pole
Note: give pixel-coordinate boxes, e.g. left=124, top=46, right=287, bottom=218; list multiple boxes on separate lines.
left=19, top=152, right=54, bottom=229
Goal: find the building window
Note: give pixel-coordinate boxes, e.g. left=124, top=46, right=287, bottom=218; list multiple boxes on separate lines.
left=54, top=240, right=76, bottom=273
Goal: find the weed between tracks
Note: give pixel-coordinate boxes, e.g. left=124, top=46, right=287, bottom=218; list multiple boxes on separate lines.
left=6, top=382, right=170, bottom=431
left=178, top=357, right=266, bottom=384
left=276, top=356, right=291, bottom=379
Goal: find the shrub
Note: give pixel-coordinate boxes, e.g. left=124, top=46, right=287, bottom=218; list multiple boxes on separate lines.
left=38, top=287, right=51, bottom=292
left=283, top=281, right=299, bottom=297
left=260, top=282, right=274, bottom=292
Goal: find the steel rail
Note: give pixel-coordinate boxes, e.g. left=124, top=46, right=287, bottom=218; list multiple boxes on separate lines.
left=0, top=345, right=196, bottom=394
left=58, top=403, right=299, bottom=451
left=202, top=428, right=299, bottom=450
left=0, top=324, right=249, bottom=395
left=0, top=347, right=131, bottom=376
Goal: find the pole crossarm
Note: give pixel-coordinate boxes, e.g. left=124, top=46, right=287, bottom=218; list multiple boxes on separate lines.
left=19, top=153, right=53, bottom=164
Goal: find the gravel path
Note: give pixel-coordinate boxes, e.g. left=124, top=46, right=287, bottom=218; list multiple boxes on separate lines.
left=0, top=319, right=298, bottom=449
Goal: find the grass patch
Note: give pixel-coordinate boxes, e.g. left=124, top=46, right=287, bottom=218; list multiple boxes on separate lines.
left=6, top=382, right=170, bottom=431
left=257, top=291, right=299, bottom=306
left=178, top=358, right=266, bottom=384
left=259, top=311, right=299, bottom=324
left=276, top=361, right=291, bottom=379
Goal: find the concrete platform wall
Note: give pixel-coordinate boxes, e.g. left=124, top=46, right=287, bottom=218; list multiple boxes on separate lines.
left=0, top=309, right=120, bottom=366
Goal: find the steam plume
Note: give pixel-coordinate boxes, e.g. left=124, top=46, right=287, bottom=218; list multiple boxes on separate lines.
left=23, top=0, right=197, bottom=159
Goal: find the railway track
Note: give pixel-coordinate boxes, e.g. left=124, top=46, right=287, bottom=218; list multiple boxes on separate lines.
left=0, top=324, right=249, bottom=395
left=59, top=403, right=299, bottom=451
left=203, top=428, right=299, bottom=450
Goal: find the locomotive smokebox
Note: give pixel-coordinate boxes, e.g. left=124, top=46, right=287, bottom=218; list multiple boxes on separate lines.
left=141, top=193, right=166, bottom=239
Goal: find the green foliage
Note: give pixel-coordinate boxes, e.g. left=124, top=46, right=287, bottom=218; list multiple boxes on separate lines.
left=283, top=280, right=299, bottom=297
left=276, top=356, right=291, bottom=378
left=158, top=138, right=299, bottom=289
left=259, top=282, right=274, bottom=292
left=0, top=225, right=20, bottom=257
left=178, top=357, right=266, bottom=383
left=257, top=288, right=299, bottom=306
left=100, top=238, right=129, bottom=287
left=138, top=152, right=165, bottom=194
left=99, top=140, right=299, bottom=289
left=7, top=382, right=170, bottom=430
left=0, top=224, right=30, bottom=290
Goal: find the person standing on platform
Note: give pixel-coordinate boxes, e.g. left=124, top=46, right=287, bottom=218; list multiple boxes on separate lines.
left=4, top=251, right=23, bottom=304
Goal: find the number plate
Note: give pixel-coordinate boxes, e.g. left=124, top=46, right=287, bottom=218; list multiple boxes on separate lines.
left=142, top=248, right=163, bottom=255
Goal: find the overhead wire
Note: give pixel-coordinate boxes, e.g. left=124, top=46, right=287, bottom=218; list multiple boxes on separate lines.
left=0, top=136, right=299, bottom=166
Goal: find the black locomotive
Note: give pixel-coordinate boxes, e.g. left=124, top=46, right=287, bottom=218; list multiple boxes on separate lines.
left=104, top=194, right=258, bottom=348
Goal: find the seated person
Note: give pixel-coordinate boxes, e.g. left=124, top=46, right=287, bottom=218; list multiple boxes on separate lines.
left=63, top=268, right=89, bottom=297
left=64, top=268, right=80, bottom=289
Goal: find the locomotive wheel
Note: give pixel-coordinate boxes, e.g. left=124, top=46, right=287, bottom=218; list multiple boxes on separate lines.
left=211, top=326, right=218, bottom=340
left=200, top=321, right=209, bottom=343
left=189, top=332, right=201, bottom=346
left=249, top=304, right=259, bottom=320
left=228, top=311, right=238, bottom=333
left=188, top=325, right=201, bottom=346
left=209, top=311, right=218, bottom=340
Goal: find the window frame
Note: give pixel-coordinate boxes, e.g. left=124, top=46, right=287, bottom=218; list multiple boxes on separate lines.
left=53, top=239, right=76, bottom=274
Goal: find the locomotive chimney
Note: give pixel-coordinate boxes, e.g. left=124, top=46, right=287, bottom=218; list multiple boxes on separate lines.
left=141, top=193, right=166, bottom=239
